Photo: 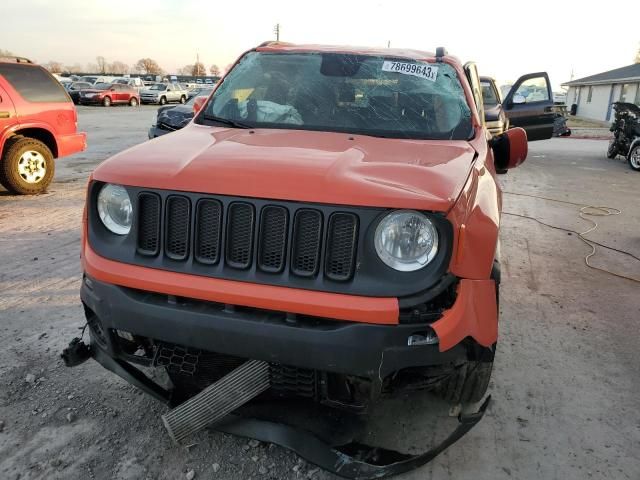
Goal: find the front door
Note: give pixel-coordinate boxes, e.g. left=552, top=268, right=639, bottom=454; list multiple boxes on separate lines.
left=0, top=84, right=17, bottom=141
left=503, top=72, right=555, bottom=141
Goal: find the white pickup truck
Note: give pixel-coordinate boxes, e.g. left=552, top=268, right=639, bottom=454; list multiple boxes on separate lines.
left=140, top=83, right=188, bottom=105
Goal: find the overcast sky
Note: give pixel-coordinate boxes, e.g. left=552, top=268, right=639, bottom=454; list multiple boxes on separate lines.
left=2, top=0, right=639, bottom=89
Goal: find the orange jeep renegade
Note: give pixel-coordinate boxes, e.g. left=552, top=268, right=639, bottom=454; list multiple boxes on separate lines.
left=74, top=43, right=552, bottom=455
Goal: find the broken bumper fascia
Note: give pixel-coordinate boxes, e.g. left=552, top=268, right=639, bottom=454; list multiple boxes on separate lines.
left=80, top=275, right=469, bottom=380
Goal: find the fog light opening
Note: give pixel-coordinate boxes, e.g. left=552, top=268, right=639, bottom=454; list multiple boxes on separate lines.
left=407, top=329, right=439, bottom=346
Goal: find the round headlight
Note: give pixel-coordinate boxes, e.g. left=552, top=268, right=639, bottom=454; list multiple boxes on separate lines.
left=374, top=210, right=438, bottom=272
left=97, top=184, right=132, bottom=235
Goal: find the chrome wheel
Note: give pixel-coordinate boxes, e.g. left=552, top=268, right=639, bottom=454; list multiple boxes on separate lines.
left=630, top=146, right=640, bottom=171
left=17, top=150, right=47, bottom=184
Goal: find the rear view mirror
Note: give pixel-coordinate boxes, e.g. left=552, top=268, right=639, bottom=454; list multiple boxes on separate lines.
left=491, top=127, right=528, bottom=173
left=193, top=96, right=208, bottom=114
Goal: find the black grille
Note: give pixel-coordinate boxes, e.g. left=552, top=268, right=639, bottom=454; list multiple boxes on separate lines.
left=195, top=199, right=222, bottom=264
left=225, top=202, right=255, bottom=269
left=165, top=196, right=190, bottom=260
left=132, top=191, right=364, bottom=285
left=137, top=193, right=161, bottom=255
left=291, top=209, right=323, bottom=277
left=258, top=206, right=288, bottom=273
left=325, top=213, right=358, bottom=281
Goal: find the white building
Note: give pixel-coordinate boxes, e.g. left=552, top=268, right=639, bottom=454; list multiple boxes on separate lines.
left=563, top=64, right=640, bottom=122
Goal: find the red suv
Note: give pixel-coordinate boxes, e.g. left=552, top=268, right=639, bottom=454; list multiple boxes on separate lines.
left=79, top=83, right=140, bottom=107
left=0, top=57, right=86, bottom=194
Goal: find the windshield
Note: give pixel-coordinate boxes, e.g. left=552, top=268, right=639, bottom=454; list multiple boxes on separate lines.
left=93, top=83, right=111, bottom=90
left=149, top=84, right=166, bottom=91
left=200, top=52, right=472, bottom=140
left=481, top=81, right=499, bottom=106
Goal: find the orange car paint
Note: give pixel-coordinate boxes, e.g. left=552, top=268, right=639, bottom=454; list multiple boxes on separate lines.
left=431, top=279, right=498, bottom=351
left=93, top=128, right=477, bottom=213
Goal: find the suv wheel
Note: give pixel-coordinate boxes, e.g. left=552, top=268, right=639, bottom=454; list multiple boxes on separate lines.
left=129, top=97, right=139, bottom=107
left=434, top=358, right=494, bottom=405
left=103, top=96, right=112, bottom=107
left=629, top=145, right=640, bottom=171
left=180, top=95, right=186, bottom=104
left=159, top=96, right=167, bottom=105
left=0, top=136, right=55, bottom=195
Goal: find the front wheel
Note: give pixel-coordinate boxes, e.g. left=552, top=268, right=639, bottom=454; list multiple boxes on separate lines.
left=0, top=136, right=55, bottom=195
left=159, top=96, right=167, bottom=105
left=129, top=97, right=139, bottom=107
left=180, top=95, right=186, bottom=104
left=103, top=96, right=112, bottom=107
left=629, top=145, right=640, bottom=171
left=607, top=140, right=619, bottom=159
left=435, top=359, right=494, bottom=405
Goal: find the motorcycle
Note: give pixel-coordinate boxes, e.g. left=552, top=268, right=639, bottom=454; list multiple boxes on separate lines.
left=607, top=102, right=640, bottom=171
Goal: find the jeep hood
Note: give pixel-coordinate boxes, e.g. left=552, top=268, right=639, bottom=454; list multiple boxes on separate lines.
left=93, top=125, right=477, bottom=212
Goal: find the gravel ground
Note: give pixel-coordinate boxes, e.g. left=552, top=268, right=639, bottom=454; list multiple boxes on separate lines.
left=1, top=107, right=639, bottom=480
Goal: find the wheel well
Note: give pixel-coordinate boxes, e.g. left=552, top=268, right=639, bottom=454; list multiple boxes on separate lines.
left=4, top=128, right=58, bottom=158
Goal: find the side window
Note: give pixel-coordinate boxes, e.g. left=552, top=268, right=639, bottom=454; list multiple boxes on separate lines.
left=0, top=64, right=69, bottom=102
left=587, top=86, right=593, bottom=103
left=514, top=77, right=550, bottom=103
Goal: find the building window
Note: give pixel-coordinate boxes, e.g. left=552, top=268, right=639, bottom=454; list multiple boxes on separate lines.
left=587, top=86, right=593, bottom=103
left=634, top=83, right=640, bottom=106
left=620, top=84, right=630, bottom=102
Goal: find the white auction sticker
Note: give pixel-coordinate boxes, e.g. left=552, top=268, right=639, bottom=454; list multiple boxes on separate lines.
left=381, top=61, right=438, bottom=82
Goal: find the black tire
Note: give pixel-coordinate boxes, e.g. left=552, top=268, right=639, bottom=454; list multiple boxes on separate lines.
left=159, top=96, right=167, bottom=105
left=129, top=97, right=139, bottom=107
left=180, top=95, right=186, bottom=104
left=103, top=96, right=112, bottom=107
left=607, top=140, right=618, bottom=159
left=0, top=136, right=55, bottom=195
left=629, top=145, right=640, bottom=171
left=435, top=359, right=494, bottom=405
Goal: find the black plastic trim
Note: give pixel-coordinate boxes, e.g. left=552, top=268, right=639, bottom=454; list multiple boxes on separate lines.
left=194, top=198, right=223, bottom=265
left=164, top=195, right=191, bottom=261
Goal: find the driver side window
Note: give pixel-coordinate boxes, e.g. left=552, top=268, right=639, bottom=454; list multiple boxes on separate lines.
left=514, top=77, right=549, bottom=103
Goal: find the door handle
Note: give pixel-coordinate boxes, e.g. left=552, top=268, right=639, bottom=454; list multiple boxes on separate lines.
left=0, top=111, right=11, bottom=119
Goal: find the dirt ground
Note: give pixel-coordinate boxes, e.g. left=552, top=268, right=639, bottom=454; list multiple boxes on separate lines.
left=1, top=106, right=639, bottom=480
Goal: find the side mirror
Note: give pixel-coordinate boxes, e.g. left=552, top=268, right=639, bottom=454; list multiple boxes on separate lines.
left=110, top=88, right=116, bottom=91
left=193, top=95, right=208, bottom=114
left=491, top=127, right=528, bottom=173
left=512, top=94, right=526, bottom=104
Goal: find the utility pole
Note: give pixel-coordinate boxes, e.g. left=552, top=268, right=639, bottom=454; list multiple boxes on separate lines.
left=274, top=23, right=280, bottom=41
left=196, top=52, right=200, bottom=80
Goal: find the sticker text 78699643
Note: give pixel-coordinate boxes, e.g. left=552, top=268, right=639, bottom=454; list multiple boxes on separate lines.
left=381, top=61, right=438, bottom=82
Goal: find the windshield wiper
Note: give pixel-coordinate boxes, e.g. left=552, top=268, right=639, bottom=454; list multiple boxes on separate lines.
left=202, top=114, right=252, bottom=129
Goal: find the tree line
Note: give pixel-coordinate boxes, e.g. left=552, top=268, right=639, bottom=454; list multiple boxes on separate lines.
left=0, top=51, right=221, bottom=77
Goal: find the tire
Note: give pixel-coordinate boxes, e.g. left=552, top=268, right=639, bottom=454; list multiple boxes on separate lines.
left=434, top=359, right=494, bottom=405
left=629, top=145, right=640, bottom=171
left=129, top=97, right=139, bottom=107
left=159, top=96, right=167, bottom=105
left=0, top=136, right=55, bottom=195
left=180, top=95, right=186, bottom=104
left=607, top=140, right=618, bottom=159
left=103, top=96, right=112, bottom=107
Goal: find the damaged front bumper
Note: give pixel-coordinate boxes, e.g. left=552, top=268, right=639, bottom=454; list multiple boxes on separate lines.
left=80, top=275, right=470, bottom=382
left=69, top=274, right=494, bottom=478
